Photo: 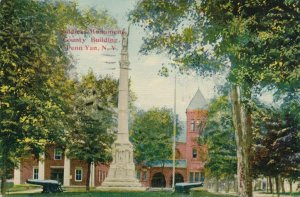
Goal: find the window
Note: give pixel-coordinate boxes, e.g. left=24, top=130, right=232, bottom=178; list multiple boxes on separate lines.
left=33, top=167, right=39, bottom=179
left=142, top=171, right=147, bottom=181
left=175, top=149, right=180, bottom=159
left=201, top=172, right=205, bottom=182
left=191, top=120, right=195, bottom=131
left=54, top=148, right=62, bottom=160
left=189, top=172, right=194, bottom=183
left=75, top=168, right=82, bottom=182
left=195, top=172, right=200, bottom=182
left=196, top=119, right=200, bottom=131
left=136, top=171, right=141, bottom=180
left=99, top=170, right=103, bottom=182
left=190, top=172, right=202, bottom=183
left=192, top=149, right=197, bottom=158
left=99, top=170, right=106, bottom=182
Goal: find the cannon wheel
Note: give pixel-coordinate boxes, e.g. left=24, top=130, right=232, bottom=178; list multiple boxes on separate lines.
left=42, top=183, right=63, bottom=193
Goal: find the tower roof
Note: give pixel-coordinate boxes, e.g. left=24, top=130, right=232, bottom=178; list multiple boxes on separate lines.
left=187, top=89, right=208, bottom=110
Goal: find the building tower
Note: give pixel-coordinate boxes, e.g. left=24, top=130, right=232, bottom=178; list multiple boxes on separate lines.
left=101, top=29, right=142, bottom=188
left=186, top=89, right=208, bottom=183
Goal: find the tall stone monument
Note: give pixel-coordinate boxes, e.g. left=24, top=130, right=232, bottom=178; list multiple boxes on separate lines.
left=101, top=29, right=142, bottom=188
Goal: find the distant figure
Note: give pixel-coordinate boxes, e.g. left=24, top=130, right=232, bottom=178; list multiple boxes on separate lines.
left=262, top=181, right=266, bottom=191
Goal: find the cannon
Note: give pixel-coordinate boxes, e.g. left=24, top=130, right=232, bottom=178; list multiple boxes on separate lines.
left=175, top=182, right=204, bottom=193
left=26, top=179, right=63, bottom=193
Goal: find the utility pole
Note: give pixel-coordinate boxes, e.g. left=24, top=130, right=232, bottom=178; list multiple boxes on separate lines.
left=172, top=72, right=177, bottom=189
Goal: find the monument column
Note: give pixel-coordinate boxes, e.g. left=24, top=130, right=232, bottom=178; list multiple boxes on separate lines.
left=63, top=152, right=71, bottom=186
left=90, top=162, right=95, bottom=187
left=38, top=153, right=45, bottom=180
left=101, top=28, right=142, bottom=188
left=13, top=168, right=21, bottom=184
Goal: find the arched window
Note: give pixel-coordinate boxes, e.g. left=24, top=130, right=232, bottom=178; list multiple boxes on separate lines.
left=192, top=149, right=197, bottom=158
left=171, top=173, right=184, bottom=185
left=175, top=149, right=181, bottom=159
left=196, top=119, right=200, bottom=131
left=191, top=120, right=195, bottom=131
left=198, top=119, right=206, bottom=134
left=142, top=171, right=148, bottom=181
left=136, top=171, right=141, bottom=180
left=151, top=172, right=166, bottom=187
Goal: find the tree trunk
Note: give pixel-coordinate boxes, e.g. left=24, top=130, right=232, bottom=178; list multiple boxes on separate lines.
left=1, top=176, right=7, bottom=195
left=214, top=178, right=219, bottom=192
left=86, top=161, right=91, bottom=191
left=234, top=176, right=238, bottom=192
left=280, top=177, right=285, bottom=193
left=275, top=176, right=280, bottom=197
left=1, top=146, right=8, bottom=195
left=207, top=179, right=211, bottom=190
left=204, top=175, right=208, bottom=189
left=288, top=180, right=292, bottom=194
left=225, top=178, right=230, bottom=193
left=231, top=85, right=253, bottom=197
left=269, top=176, right=273, bottom=194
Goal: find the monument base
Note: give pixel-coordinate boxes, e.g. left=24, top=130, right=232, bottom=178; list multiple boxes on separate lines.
left=100, top=178, right=142, bottom=187
left=97, top=186, right=147, bottom=192
left=101, top=141, right=143, bottom=188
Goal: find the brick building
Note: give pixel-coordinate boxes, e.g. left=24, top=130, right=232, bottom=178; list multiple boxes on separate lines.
left=136, top=88, right=208, bottom=187
left=14, top=89, right=208, bottom=188
left=13, top=145, right=110, bottom=187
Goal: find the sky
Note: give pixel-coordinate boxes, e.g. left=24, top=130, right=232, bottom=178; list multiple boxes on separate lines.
left=66, top=0, right=228, bottom=120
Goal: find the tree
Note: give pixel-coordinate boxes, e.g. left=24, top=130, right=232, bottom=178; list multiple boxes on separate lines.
left=202, top=96, right=237, bottom=193
left=129, top=1, right=299, bottom=196
left=0, top=0, right=115, bottom=194
left=253, top=99, right=300, bottom=196
left=66, top=72, right=118, bottom=191
left=130, top=108, right=178, bottom=172
left=281, top=97, right=300, bottom=195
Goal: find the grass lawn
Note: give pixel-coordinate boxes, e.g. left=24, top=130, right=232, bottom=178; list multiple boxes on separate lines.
left=7, top=191, right=236, bottom=197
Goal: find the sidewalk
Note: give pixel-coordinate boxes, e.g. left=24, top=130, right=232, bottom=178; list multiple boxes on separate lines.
left=209, top=191, right=299, bottom=197
left=254, top=192, right=300, bottom=197
left=5, top=188, right=42, bottom=195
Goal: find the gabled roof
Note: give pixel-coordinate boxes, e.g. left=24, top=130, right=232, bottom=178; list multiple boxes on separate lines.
left=187, top=89, right=208, bottom=110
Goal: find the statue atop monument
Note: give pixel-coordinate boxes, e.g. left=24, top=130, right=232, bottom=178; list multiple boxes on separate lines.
left=122, top=29, right=128, bottom=50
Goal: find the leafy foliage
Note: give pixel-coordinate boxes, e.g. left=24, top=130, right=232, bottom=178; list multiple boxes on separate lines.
left=66, top=72, right=118, bottom=191
left=67, top=72, right=117, bottom=163
left=0, top=0, right=115, bottom=193
left=130, top=108, right=179, bottom=167
left=130, top=1, right=299, bottom=195
left=253, top=100, right=300, bottom=181
left=130, top=0, right=300, bottom=90
left=66, top=72, right=117, bottom=164
left=202, top=96, right=237, bottom=180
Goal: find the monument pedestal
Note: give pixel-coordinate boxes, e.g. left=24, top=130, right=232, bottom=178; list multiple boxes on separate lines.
left=101, top=141, right=142, bottom=188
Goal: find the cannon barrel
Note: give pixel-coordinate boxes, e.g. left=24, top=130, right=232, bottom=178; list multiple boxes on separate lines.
left=175, top=182, right=204, bottom=193
left=26, top=179, right=63, bottom=193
